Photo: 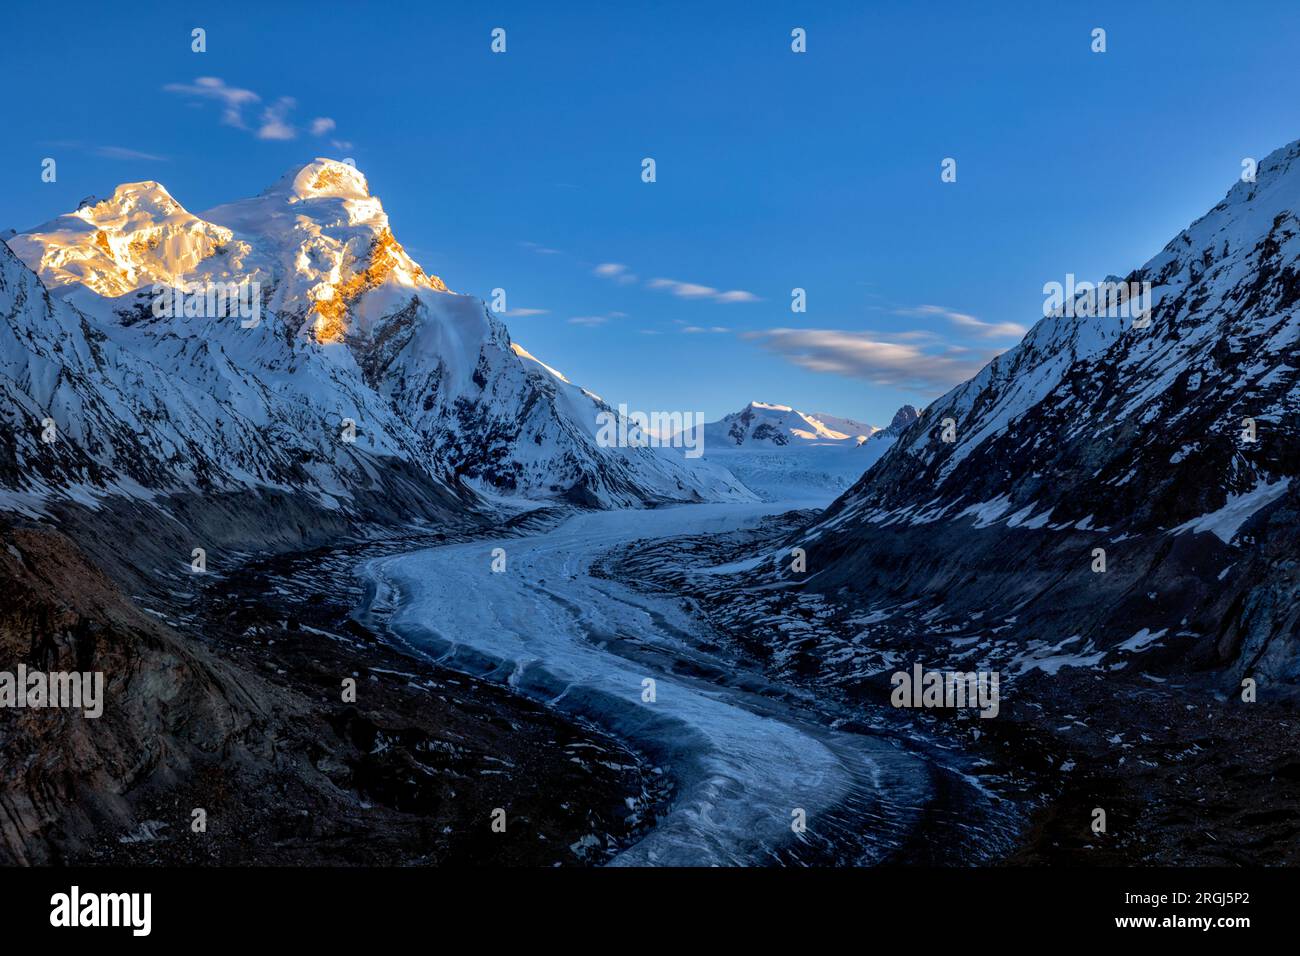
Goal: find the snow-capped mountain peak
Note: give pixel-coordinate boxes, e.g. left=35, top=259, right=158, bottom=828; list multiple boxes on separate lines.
left=12, top=159, right=451, bottom=346
left=673, top=401, right=907, bottom=503
left=8, top=180, right=235, bottom=298
left=200, top=159, right=450, bottom=344
left=264, top=157, right=373, bottom=202
left=714, top=401, right=876, bottom=447
left=4, top=162, right=752, bottom=511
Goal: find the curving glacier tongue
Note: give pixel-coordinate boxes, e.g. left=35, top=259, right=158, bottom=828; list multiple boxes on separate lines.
left=363, top=502, right=927, bottom=866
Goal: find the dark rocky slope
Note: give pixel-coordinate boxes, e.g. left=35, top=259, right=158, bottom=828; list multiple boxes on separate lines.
left=0, top=515, right=663, bottom=865
left=789, top=138, right=1300, bottom=691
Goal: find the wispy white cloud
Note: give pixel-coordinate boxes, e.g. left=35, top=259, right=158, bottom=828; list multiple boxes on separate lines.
left=164, top=78, right=346, bottom=147
left=895, top=304, right=1027, bottom=340
left=93, top=146, right=167, bottom=161
left=681, top=325, right=731, bottom=334
left=593, top=262, right=638, bottom=284
left=590, top=261, right=759, bottom=303
left=36, top=141, right=169, bottom=162
left=503, top=307, right=549, bottom=317
left=744, top=328, right=1003, bottom=392
left=713, top=289, right=760, bottom=303
left=163, top=77, right=260, bottom=129
left=649, top=278, right=714, bottom=298
left=648, top=277, right=760, bottom=304
left=521, top=241, right=562, bottom=255
left=257, top=97, right=297, bottom=140
left=567, top=310, right=627, bottom=327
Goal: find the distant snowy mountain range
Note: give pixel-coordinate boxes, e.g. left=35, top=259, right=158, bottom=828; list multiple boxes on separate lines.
left=684, top=401, right=919, bottom=502
left=706, top=402, right=875, bottom=447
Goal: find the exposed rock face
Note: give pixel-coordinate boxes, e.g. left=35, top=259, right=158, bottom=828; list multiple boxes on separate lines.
left=881, top=404, right=919, bottom=436
left=0, top=522, right=250, bottom=864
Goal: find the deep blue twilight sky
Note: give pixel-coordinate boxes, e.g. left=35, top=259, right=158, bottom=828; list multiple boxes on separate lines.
left=3, top=0, right=1299, bottom=426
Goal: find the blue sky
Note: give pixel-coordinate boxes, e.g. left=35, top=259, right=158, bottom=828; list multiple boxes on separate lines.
left=3, top=0, right=1299, bottom=426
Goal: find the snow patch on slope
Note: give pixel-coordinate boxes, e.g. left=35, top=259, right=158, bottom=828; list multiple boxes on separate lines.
left=1172, top=477, right=1292, bottom=543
